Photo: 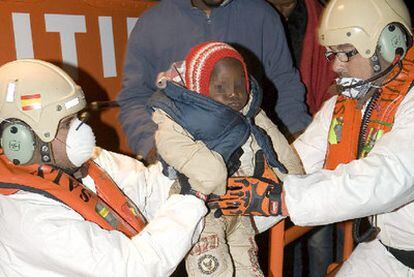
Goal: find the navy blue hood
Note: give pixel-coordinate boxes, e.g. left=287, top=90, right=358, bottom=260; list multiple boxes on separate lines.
left=148, top=77, right=287, bottom=173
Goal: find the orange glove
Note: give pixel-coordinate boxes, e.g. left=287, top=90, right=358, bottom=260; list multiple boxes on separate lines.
left=208, top=151, right=283, bottom=217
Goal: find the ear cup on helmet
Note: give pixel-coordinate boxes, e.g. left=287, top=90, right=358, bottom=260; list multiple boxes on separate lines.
left=1, top=122, right=35, bottom=165
left=378, top=24, right=408, bottom=63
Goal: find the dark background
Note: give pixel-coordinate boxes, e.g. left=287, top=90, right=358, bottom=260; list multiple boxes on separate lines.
left=406, top=0, right=414, bottom=24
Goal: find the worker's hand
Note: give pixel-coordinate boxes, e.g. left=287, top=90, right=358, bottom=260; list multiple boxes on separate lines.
left=208, top=151, right=284, bottom=217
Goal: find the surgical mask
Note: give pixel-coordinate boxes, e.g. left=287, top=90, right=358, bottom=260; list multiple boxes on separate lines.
left=66, top=118, right=96, bottom=167
left=336, top=77, right=372, bottom=99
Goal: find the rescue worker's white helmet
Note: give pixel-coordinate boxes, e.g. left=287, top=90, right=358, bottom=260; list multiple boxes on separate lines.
left=319, top=0, right=412, bottom=62
left=0, top=59, right=86, bottom=143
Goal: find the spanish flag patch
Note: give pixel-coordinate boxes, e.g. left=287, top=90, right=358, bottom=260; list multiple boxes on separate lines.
left=21, top=94, right=41, bottom=111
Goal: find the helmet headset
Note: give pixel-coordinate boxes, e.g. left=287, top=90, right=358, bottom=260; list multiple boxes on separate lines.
left=0, top=59, right=86, bottom=165
left=318, top=0, right=412, bottom=90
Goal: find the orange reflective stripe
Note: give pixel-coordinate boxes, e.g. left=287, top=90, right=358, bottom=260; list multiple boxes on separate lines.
left=324, top=97, right=361, bottom=169
left=0, top=150, right=145, bottom=238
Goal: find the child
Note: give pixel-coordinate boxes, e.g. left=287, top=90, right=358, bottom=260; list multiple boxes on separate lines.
left=149, top=42, right=303, bottom=276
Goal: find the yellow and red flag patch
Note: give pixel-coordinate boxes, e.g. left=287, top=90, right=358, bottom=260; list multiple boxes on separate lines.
left=21, top=94, right=42, bottom=111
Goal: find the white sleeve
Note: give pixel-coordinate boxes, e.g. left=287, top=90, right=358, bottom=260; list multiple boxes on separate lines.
left=1, top=192, right=206, bottom=277
left=130, top=194, right=207, bottom=276
left=92, top=148, right=172, bottom=220
left=152, top=109, right=227, bottom=195
left=292, top=97, right=336, bottom=174
left=285, top=91, right=414, bottom=226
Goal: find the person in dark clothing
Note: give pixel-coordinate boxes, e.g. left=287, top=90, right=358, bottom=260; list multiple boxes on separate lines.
left=268, top=0, right=336, bottom=115
left=117, top=0, right=311, bottom=164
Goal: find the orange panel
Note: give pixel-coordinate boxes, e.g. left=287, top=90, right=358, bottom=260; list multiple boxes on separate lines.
left=0, top=0, right=157, bottom=154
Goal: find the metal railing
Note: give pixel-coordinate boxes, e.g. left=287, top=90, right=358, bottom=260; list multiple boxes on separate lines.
left=268, top=220, right=354, bottom=276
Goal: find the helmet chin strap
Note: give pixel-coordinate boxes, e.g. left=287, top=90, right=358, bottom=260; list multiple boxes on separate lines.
left=35, top=135, right=71, bottom=170
left=37, top=138, right=81, bottom=175
left=370, top=53, right=382, bottom=74
left=338, top=47, right=404, bottom=92
left=39, top=141, right=53, bottom=164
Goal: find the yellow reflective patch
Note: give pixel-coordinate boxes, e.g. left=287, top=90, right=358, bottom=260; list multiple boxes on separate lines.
left=98, top=206, right=109, bottom=217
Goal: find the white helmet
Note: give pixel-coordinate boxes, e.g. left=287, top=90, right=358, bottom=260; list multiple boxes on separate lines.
left=319, top=0, right=412, bottom=62
left=0, top=59, right=86, bottom=142
left=0, top=59, right=86, bottom=165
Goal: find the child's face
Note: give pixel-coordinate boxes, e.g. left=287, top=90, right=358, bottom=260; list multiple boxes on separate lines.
left=209, top=58, right=248, bottom=111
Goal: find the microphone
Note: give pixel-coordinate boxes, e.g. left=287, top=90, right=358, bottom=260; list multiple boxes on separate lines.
left=88, top=100, right=119, bottom=111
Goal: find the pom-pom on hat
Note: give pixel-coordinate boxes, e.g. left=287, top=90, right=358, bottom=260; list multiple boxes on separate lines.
left=185, top=41, right=249, bottom=97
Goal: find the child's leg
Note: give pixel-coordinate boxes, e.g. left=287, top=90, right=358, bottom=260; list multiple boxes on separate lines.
left=185, top=212, right=234, bottom=276
left=227, top=216, right=264, bottom=277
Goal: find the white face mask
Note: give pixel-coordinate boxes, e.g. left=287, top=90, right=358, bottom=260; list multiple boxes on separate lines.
left=66, top=118, right=96, bottom=167
left=336, top=77, right=372, bottom=99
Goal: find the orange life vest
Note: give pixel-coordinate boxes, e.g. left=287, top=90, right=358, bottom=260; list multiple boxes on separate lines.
left=325, top=46, right=414, bottom=169
left=0, top=149, right=146, bottom=238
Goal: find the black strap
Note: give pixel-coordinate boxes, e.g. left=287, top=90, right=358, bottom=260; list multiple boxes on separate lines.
left=380, top=240, right=414, bottom=269
left=352, top=217, right=380, bottom=243
left=0, top=182, right=60, bottom=203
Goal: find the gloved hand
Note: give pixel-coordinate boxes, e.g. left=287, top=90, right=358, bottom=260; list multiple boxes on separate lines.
left=208, top=151, right=284, bottom=217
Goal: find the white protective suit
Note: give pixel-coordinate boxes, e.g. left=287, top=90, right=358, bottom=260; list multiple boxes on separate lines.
left=0, top=148, right=207, bottom=277
left=283, top=87, right=414, bottom=275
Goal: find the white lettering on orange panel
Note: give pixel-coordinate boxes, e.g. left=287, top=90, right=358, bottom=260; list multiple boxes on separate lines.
left=12, top=13, right=34, bottom=59
left=44, top=14, right=86, bottom=78
left=98, top=16, right=117, bottom=78
left=126, top=17, right=139, bottom=38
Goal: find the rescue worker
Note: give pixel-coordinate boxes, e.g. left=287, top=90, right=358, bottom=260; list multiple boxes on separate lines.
left=0, top=59, right=208, bottom=276
left=210, top=0, right=414, bottom=275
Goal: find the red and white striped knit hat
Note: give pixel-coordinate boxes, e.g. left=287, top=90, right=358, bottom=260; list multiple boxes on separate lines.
left=184, top=41, right=250, bottom=97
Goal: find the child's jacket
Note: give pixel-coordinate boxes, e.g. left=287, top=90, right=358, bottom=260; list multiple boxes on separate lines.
left=148, top=78, right=303, bottom=195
